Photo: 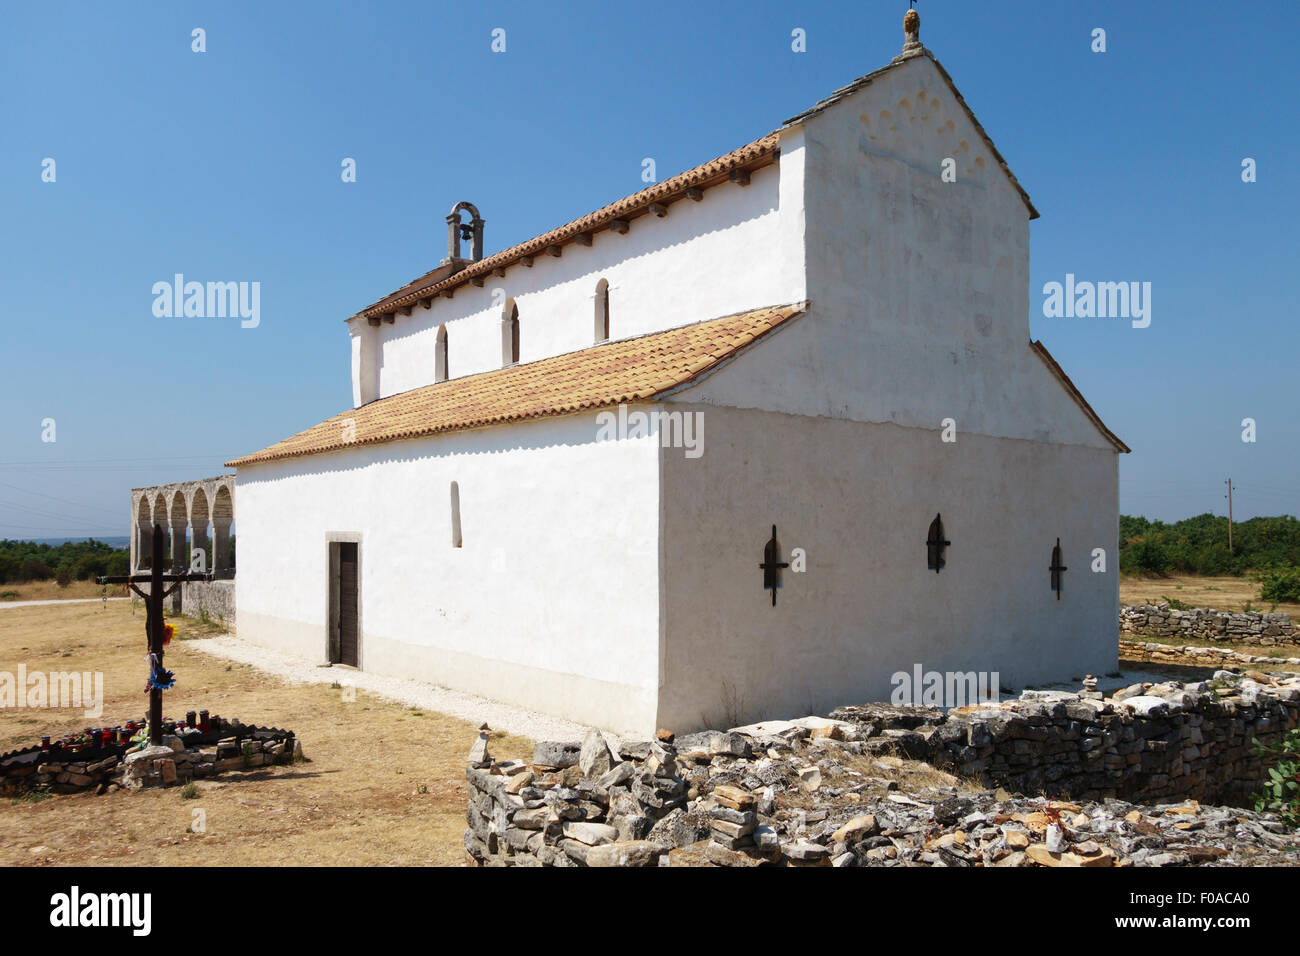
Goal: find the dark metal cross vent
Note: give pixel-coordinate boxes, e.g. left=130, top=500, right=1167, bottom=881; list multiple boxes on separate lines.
left=759, top=525, right=789, bottom=606
left=1050, top=538, right=1067, bottom=599
left=926, top=513, right=950, bottom=572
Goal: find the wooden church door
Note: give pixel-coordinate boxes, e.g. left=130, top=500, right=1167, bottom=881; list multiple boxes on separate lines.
left=337, top=542, right=359, bottom=667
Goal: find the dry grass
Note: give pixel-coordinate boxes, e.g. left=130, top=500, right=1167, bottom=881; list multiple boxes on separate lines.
left=0, top=602, right=533, bottom=866
left=779, top=748, right=982, bottom=812
left=1120, top=573, right=1300, bottom=617
left=0, top=581, right=129, bottom=602
left=841, top=753, right=982, bottom=794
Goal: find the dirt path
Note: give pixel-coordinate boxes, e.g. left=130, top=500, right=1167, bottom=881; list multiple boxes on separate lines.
left=0, top=598, right=129, bottom=610
left=0, top=602, right=532, bottom=866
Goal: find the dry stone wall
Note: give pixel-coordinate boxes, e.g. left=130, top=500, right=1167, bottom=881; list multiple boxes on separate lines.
left=180, top=580, right=235, bottom=625
left=131, top=580, right=235, bottom=627
left=1120, top=638, right=1300, bottom=671
left=465, top=668, right=1300, bottom=867
left=1120, top=604, right=1293, bottom=645
left=920, top=672, right=1300, bottom=806
left=0, top=725, right=300, bottom=796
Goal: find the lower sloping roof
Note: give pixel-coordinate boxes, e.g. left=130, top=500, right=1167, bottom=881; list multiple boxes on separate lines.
left=226, top=302, right=808, bottom=467
left=1030, top=340, right=1130, bottom=454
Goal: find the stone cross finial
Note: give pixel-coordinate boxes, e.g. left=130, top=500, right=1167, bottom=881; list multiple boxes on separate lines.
left=903, top=8, right=922, bottom=54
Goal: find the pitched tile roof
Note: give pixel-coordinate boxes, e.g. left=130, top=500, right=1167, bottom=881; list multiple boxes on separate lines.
left=226, top=302, right=808, bottom=468
left=356, top=43, right=1038, bottom=324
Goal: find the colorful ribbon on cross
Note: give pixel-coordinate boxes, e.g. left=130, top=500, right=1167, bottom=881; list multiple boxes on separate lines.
left=144, top=652, right=176, bottom=692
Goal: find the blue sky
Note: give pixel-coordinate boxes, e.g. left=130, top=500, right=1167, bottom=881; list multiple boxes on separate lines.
left=1, top=0, right=1296, bottom=538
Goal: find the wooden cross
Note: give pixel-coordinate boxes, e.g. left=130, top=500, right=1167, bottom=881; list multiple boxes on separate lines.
left=1050, top=538, right=1067, bottom=600
left=926, top=513, right=950, bottom=573
left=98, top=523, right=212, bottom=746
left=759, top=525, right=789, bottom=606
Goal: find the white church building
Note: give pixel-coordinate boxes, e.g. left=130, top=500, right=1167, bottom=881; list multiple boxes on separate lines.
left=226, top=12, right=1128, bottom=735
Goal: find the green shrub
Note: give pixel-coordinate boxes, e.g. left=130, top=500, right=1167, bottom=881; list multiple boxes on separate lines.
left=20, top=558, right=53, bottom=581
left=1124, top=538, right=1170, bottom=575
left=1253, top=730, right=1300, bottom=827
left=1255, top=566, right=1300, bottom=604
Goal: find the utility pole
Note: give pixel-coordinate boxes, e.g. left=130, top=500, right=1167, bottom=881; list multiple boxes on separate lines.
left=1225, top=478, right=1234, bottom=555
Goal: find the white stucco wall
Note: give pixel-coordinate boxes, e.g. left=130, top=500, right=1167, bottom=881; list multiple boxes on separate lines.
left=657, top=403, right=1119, bottom=733
left=233, top=410, right=664, bottom=733
left=354, top=142, right=807, bottom=404
left=232, top=54, right=1124, bottom=737
left=692, top=55, right=1113, bottom=451
left=646, top=58, right=1122, bottom=730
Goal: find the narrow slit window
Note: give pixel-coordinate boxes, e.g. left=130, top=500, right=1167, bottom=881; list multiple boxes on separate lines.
left=502, top=300, right=519, bottom=366
left=450, top=481, right=462, bottom=548
left=435, top=325, right=448, bottom=382
left=594, top=278, right=610, bottom=342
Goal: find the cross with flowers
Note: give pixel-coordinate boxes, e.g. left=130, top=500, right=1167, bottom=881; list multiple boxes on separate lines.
left=98, top=523, right=212, bottom=746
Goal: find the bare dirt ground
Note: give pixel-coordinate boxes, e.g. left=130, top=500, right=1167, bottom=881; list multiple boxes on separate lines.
left=0, top=602, right=532, bottom=866
left=1120, top=572, right=1300, bottom=618
left=0, top=581, right=129, bottom=602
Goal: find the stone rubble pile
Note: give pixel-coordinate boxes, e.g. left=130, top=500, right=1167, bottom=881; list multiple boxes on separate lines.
left=0, top=726, right=302, bottom=796
left=1121, top=604, right=1294, bottom=646
left=121, top=732, right=303, bottom=790
left=465, top=685, right=1300, bottom=867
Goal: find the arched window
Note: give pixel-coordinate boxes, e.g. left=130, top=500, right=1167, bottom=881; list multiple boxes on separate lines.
left=502, top=300, right=519, bottom=366
left=594, top=278, right=610, bottom=342
left=435, top=325, right=448, bottom=382
left=450, top=481, right=462, bottom=548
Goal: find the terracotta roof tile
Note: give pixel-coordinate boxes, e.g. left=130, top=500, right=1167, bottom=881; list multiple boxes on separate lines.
left=356, top=46, right=1038, bottom=325
left=226, top=303, right=807, bottom=468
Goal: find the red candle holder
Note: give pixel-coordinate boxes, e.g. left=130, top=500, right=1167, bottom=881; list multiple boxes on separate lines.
left=199, top=710, right=210, bottom=732
left=40, top=736, right=50, bottom=752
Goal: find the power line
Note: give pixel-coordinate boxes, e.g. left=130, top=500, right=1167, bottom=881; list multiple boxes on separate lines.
left=0, top=499, right=116, bottom=526
left=0, top=481, right=123, bottom=522
left=0, top=455, right=223, bottom=466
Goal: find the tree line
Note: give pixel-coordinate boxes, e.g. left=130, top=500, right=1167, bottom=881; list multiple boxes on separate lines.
left=1119, top=513, right=1299, bottom=575
left=1120, top=513, right=1300, bottom=603
left=0, top=538, right=130, bottom=586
